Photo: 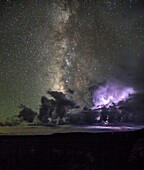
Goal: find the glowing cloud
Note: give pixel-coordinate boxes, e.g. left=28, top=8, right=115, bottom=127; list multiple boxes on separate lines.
left=92, top=80, right=135, bottom=109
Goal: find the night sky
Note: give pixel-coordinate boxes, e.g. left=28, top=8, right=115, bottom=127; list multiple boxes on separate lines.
left=0, top=0, right=144, bottom=119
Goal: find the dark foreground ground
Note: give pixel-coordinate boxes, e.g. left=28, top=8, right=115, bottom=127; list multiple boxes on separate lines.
left=0, top=125, right=144, bottom=170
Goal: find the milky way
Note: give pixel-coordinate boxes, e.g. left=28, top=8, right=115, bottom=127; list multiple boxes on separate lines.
left=0, top=0, right=144, bottom=119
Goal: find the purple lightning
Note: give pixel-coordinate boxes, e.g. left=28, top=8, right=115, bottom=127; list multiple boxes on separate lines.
left=91, top=80, right=135, bottom=109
